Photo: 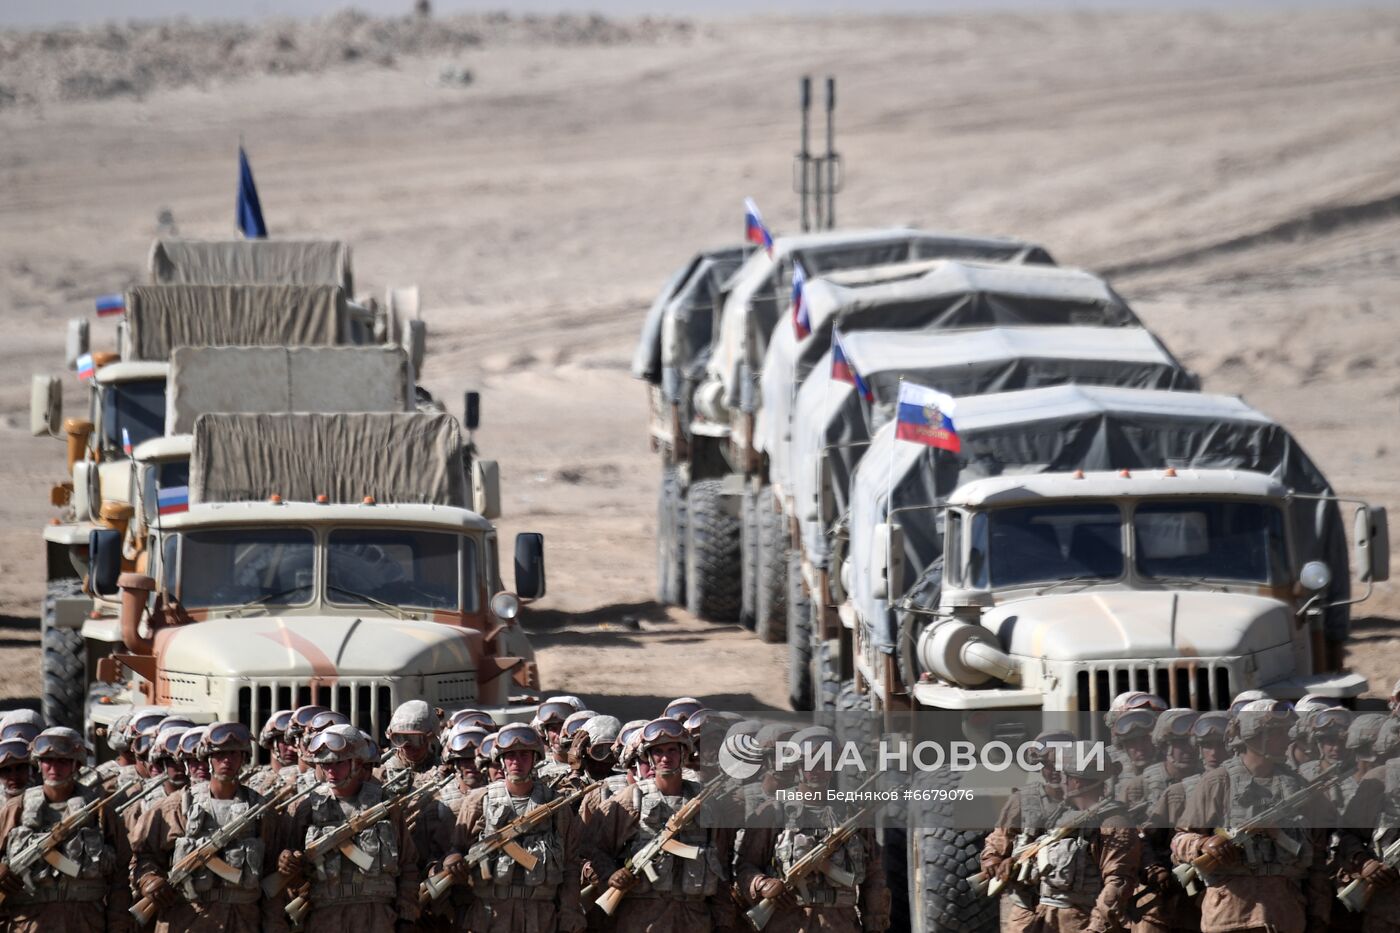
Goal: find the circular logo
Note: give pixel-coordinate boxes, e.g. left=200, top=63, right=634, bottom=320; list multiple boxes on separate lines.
left=719, top=731, right=764, bottom=781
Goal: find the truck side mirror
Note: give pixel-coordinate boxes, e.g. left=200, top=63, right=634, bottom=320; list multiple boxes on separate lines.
left=89, top=527, right=123, bottom=596
left=1356, top=506, right=1390, bottom=584
left=464, top=391, right=481, bottom=431
left=472, top=459, right=501, bottom=520
left=65, top=318, right=89, bottom=370
left=30, top=375, right=61, bottom=437
left=871, top=522, right=904, bottom=601
left=514, top=532, right=546, bottom=600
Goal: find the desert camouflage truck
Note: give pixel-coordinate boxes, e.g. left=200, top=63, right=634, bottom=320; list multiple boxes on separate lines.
left=82, top=411, right=536, bottom=748
left=31, top=271, right=424, bottom=728
left=686, top=230, right=1053, bottom=635
left=835, top=386, right=1388, bottom=932
left=776, top=261, right=1200, bottom=709
left=633, top=244, right=753, bottom=605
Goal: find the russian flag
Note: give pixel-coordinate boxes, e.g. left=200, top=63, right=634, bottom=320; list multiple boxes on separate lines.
left=157, top=485, right=190, bottom=516
left=791, top=259, right=811, bottom=339
left=830, top=329, right=872, bottom=401
left=895, top=382, right=961, bottom=453
left=122, top=428, right=134, bottom=456
left=744, top=197, right=773, bottom=255
left=76, top=353, right=96, bottom=381
left=95, top=293, right=125, bottom=317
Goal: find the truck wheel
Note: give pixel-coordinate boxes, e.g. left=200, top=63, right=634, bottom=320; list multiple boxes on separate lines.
left=685, top=480, right=741, bottom=622
left=655, top=467, right=685, bottom=605
left=754, top=487, right=788, bottom=643
left=787, top=555, right=814, bottom=711
left=814, top=640, right=844, bottom=712
left=907, top=770, right=996, bottom=933
left=739, top=487, right=758, bottom=630
left=42, top=579, right=87, bottom=731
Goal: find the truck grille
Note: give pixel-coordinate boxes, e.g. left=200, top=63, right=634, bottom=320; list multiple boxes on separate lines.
left=159, top=673, right=203, bottom=705
left=1076, top=661, right=1233, bottom=712
left=238, top=681, right=393, bottom=743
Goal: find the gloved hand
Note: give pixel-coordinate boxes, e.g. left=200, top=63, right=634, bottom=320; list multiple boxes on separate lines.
left=1361, top=859, right=1400, bottom=889
left=756, top=876, right=786, bottom=900
left=608, top=868, right=637, bottom=892
left=579, top=861, right=601, bottom=887
left=993, top=858, right=1014, bottom=882
left=1144, top=864, right=1174, bottom=889
left=443, top=852, right=471, bottom=882
left=1200, top=836, right=1241, bottom=867
left=138, top=873, right=178, bottom=910
left=0, top=863, right=24, bottom=897
left=277, top=849, right=307, bottom=878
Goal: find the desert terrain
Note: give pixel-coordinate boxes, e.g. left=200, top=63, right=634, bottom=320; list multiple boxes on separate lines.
left=0, top=8, right=1398, bottom=716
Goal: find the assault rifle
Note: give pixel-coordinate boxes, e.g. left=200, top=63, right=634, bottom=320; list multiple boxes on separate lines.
left=419, top=779, right=601, bottom=905
left=745, top=785, right=880, bottom=931
left=281, top=773, right=451, bottom=925
left=1172, top=761, right=1345, bottom=891
left=114, top=774, right=173, bottom=818
left=973, top=798, right=1116, bottom=898
left=1338, top=834, right=1400, bottom=913
left=130, top=781, right=318, bottom=925
left=0, top=784, right=124, bottom=904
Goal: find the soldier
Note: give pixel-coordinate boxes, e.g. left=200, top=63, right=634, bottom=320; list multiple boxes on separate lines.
left=0, top=738, right=36, bottom=807
left=1348, top=713, right=1393, bottom=778
left=1026, top=741, right=1138, bottom=933
left=663, top=698, right=705, bottom=722
left=1131, top=710, right=1201, bottom=933
left=0, top=727, right=132, bottom=932
left=0, top=711, right=45, bottom=743
left=130, top=721, right=286, bottom=932
left=419, top=726, right=490, bottom=932
left=277, top=723, right=421, bottom=933
left=1149, top=711, right=1230, bottom=832
left=179, top=727, right=210, bottom=788
left=248, top=710, right=296, bottom=794
left=1172, top=699, right=1337, bottom=933
left=92, top=713, right=134, bottom=789
left=1298, top=707, right=1356, bottom=812
left=1288, top=696, right=1340, bottom=768
left=479, top=733, right=503, bottom=784
left=1337, top=717, right=1400, bottom=933
left=1111, top=709, right=1164, bottom=811
left=281, top=705, right=329, bottom=789
left=551, top=712, right=597, bottom=788
left=591, top=715, right=736, bottom=933
left=562, top=715, right=621, bottom=793
left=535, top=698, right=584, bottom=785
left=981, top=730, right=1073, bottom=933
left=735, top=726, right=890, bottom=933
left=443, top=722, right=586, bottom=933
left=438, top=726, right=490, bottom=809
left=130, top=727, right=191, bottom=829
left=448, top=709, right=497, bottom=732
left=381, top=701, right=439, bottom=784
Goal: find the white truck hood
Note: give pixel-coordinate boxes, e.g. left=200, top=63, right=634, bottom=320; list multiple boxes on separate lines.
left=985, top=589, right=1294, bottom=661
left=156, top=615, right=480, bottom=678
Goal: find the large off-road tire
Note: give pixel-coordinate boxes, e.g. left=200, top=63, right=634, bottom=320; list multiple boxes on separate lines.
left=814, top=639, right=845, bottom=712
left=655, top=467, right=686, bottom=605
left=739, top=487, right=758, bottom=630
left=42, top=578, right=87, bottom=731
left=685, top=479, right=741, bottom=622
left=787, top=555, right=814, bottom=711
left=906, top=769, right=997, bottom=933
left=753, top=486, right=788, bottom=644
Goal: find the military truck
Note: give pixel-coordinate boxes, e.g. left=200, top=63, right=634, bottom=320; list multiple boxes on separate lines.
left=32, top=274, right=425, bottom=728
left=633, top=244, right=753, bottom=606
left=684, top=230, right=1053, bottom=634
left=82, top=411, right=535, bottom=744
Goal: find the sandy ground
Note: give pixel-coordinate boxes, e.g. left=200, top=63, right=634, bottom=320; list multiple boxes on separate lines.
left=1, top=10, right=1398, bottom=714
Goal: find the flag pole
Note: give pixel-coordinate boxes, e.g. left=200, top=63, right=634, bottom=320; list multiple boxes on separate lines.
left=887, top=376, right=902, bottom=521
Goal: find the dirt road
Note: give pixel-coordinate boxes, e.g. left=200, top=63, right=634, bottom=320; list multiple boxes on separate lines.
left=1, top=9, right=1397, bottom=711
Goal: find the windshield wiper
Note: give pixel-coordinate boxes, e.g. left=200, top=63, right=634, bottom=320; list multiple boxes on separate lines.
left=1145, top=575, right=1228, bottom=592
left=326, top=584, right=409, bottom=620
left=1034, top=575, right=1101, bottom=596
left=227, top=586, right=311, bottom=618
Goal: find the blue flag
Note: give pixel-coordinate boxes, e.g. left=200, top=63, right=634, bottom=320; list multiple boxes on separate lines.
left=237, top=145, right=268, bottom=238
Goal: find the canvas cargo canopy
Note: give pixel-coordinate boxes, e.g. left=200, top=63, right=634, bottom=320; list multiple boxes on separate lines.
left=757, top=260, right=1160, bottom=490
left=123, top=285, right=346, bottom=361
left=632, top=245, right=750, bottom=389
left=166, top=346, right=413, bottom=435
left=788, top=329, right=1195, bottom=567
left=149, top=238, right=352, bottom=291
left=191, top=412, right=468, bottom=507
left=708, top=230, right=1055, bottom=411
left=845, top=385, right=1347, bottom=655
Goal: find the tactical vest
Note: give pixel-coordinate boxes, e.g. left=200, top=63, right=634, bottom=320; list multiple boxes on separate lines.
left=536, top=759, right=571, bottom=784
left=303, top=783, right=400, bottom=905
left=170, top=784, right=267, bottom=904
left=624, top=779, right=724, bottom=901
left=1371, top=759, right=1400, bottom=856
left=3, top=786, right=114, bottom=903
left=600, top=774, right=630, bottom=803
left=1205, top=758, right=1311, bottom=880
left=769, top=806, right=866, bottom=909
left=1297, top=758, right=1359, bottom=814
left=473, top=782, right=565, bottom=900
left=1034, top=801, right=1121, bottom=910
left=1007, top=780, right=1062, bottom=910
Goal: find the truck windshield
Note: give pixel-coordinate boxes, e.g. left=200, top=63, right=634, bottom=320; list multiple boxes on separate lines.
left=326, top=529, right=461, bottom=611
left=1133, top=500, right=1289, bottom=585
left=972, top=504, right=1124, bottom=588
left=177, top=528, right=316, bottom=610
left=101, top=379, right=166, bottom=453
